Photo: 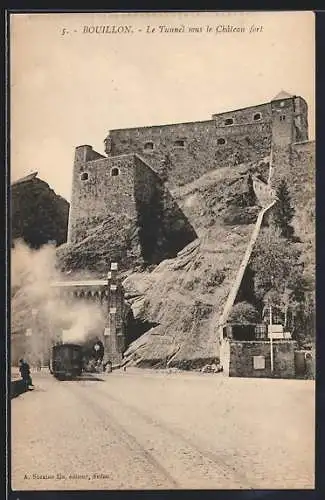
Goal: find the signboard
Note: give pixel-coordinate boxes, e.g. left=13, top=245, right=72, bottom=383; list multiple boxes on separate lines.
left=253, top=355, right=265, bottom=370
left=268, top=324, right=284, bottom=339
left=268, top=324, right=283, bottom=333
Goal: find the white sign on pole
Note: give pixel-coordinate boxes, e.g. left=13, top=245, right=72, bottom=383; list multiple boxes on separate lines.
left=268, top=324, right=284, bottom=339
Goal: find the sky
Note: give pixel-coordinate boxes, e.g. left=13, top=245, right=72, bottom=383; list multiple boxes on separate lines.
left=10, top=11, right=315, bottom=201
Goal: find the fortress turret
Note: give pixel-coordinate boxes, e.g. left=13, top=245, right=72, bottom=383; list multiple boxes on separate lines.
left=271, top=91, right=308, bottom=146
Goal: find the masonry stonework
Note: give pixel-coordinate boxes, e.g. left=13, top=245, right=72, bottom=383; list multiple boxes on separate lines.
left=68, top=91, right=310, bottom=254
left=228, top=340, right=297, bottom=378
left=105, top=119, right=272, bottom=188
left=68, top=149, right=139, bottom=244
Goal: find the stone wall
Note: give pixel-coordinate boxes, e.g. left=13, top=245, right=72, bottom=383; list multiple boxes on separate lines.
left=104, top=272, right=126, bottom=363
left=65, top=149, right=197, bottom=270
left=68, top=150, right=138, bottom=243
left=270, top=141, right=315, bottom=223
left=271, top=96, right=308, bottom=147
left=229, top=340, right=297, bottom=378
left=106, top=119, right=272, bottom=188
left=133, top=155, right=197, bottom=264
left=212, top=102, right=271, bottom=125
left=293, top=96, right=309, bottom=142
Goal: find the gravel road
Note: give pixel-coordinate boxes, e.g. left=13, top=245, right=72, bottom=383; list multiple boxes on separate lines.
left=11, top=368, right=315, bottom=490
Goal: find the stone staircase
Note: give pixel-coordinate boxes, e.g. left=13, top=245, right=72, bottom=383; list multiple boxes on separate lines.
left=216, top=155, right=277, bottom=373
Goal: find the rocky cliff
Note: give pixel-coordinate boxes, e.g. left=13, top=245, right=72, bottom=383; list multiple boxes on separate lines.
left=121, top=157, right=274, bottom=368
left=11, top=172, right=69, bottom=248
left=12, top=144, right=315, bottom=369
left=57, top=179, right=197, bottom=274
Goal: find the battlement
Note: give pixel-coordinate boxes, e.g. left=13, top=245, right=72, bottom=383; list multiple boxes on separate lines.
left=68, top=91, right=309, bottom=264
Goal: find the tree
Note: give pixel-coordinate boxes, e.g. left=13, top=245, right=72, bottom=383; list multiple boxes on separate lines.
left=272, top=179, right=295, bottom=239
left=228, top=301, right=260, bottom=325
left=250, top=228, right=302, bottom=301
left=250, top=227, right=307, bottom=333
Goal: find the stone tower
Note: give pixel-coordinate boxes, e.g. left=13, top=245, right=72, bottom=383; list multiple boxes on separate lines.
left=68, top=146, right=145, bottom=244
left=271, top=91, right=308, bottom=147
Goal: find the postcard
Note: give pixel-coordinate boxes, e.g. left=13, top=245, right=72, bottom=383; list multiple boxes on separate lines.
left=10, top=11, right=315, bottom=491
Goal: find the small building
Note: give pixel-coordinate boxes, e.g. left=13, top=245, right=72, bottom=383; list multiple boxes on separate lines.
left=220, top=322, right=297, bottom=379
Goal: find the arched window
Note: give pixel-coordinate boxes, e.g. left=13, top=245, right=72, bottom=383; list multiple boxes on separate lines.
left=111, top=167, right=119, bottom=177
left=224, top=118, right=234, bottom=126
left=217, top=137, right=226, bottom=145
left=253, top=112, right=262, bottom=121
left=174, top=139, right=185, bottom=148
left=80, top=172, right=89, bottom=181
left=144, top=141, right=154, bottom=151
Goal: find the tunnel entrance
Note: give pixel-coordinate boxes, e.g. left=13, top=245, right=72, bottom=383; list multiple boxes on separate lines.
left=124, top=309, right=159, bottom=347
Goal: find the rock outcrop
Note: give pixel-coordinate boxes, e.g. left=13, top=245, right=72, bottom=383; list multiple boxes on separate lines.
left=57, top=178, right=197, bottom=274
left=121, top=158, right=272, bottom=368
left=11, top=172, right=69, bottom=248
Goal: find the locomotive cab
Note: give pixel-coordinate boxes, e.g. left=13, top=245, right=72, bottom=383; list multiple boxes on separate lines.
left=50, top=343, right=83, bottom=380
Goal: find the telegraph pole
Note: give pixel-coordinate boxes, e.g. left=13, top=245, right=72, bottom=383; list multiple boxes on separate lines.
left=269, top=304, right=274, bottom=373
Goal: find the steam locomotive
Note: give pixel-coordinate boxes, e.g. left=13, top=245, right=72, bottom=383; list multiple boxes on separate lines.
left=50, top=340, right=105, bottom=380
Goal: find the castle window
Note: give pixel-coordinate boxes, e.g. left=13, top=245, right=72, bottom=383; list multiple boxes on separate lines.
left=80, top=172, right=89, bottom=181
left=253, top=112, right=262, bottom=121
left=280, top=115, right=286, bottom=122
left=144, top=141, right=154, bottom=151
left=224, top=118, right=234, bottom=126
left=111, top=167, right=119, bottom=177
left=217, top=137, right=226, bottom=145
left=174, top=139, right=185, bottom=148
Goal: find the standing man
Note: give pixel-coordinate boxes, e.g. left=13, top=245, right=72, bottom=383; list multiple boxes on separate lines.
left=18, top=358, right=34, bottom=389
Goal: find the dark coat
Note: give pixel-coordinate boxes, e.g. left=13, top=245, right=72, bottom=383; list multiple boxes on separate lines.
left=19, top=361, right=30, bottom=379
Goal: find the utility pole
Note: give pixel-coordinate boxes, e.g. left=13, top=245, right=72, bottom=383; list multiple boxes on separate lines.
left=269, top=304, right=274, bottom=373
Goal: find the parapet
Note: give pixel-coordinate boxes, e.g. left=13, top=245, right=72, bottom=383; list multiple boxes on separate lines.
left=75, top=145, right=106, bottom=163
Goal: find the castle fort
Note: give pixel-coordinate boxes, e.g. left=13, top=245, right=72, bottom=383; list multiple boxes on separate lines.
left=68, top=91, right=309, bottom=245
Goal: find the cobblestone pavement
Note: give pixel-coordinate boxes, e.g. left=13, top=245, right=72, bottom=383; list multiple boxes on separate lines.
left=11, top=369, right=315, bottom=490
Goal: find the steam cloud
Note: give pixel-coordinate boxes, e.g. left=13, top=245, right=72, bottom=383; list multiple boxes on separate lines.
left=11, top=240, right=106, bottom=362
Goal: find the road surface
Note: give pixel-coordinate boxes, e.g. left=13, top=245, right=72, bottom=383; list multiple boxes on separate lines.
left=11, top=368, right=315, bottom=490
